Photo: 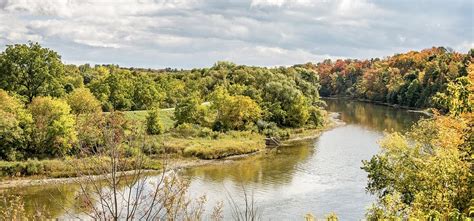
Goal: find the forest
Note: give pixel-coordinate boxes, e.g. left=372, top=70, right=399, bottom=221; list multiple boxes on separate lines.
left=0, top=43, right=472, bottom=219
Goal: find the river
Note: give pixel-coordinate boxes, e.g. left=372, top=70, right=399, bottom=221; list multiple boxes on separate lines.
left=1, top=99, right=423, bottom=220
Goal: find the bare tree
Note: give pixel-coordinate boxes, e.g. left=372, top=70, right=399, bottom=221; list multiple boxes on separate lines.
left=58, top=112, right=218, bottom=221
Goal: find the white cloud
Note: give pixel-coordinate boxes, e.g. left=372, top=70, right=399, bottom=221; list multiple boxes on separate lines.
left=0, top=0, right=472, bottom=68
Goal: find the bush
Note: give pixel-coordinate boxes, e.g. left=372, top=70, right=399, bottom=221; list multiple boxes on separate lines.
left=0, top=159, right=45, bottom=176
left=0, top=89, right=32, bottom=161
left=66, top=87, right=101, bottom=115
left=29, top=96, right=77, bottom=157
left=122, top=144, right=140, bottom=157
left=308, top=106, right=326, bottom=127
left=256, top=120, right=289, bottom=139
left=142, top=138, right=164, bottom=155
left=172, top=123, right=202, bottom=138
left=146, top=109, right=164, bottom=135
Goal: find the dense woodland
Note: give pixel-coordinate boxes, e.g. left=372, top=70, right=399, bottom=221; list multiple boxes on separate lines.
left=0, top=43, right=472, bottom=218
left=307, top=47, right=473, bottom=114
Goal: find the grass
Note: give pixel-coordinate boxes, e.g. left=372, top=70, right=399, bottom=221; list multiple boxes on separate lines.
left=123, top=109, right=266, bottom=160
left=162, top=131, right=265, bottom=159
left=0, top=157, right=162, bottom=179
left=123, top=109, right=175, bottom=130
left=285, top=127, right=325, bottom=141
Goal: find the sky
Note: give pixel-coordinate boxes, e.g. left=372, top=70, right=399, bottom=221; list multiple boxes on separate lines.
left=0, top=0, right=473, bottom=69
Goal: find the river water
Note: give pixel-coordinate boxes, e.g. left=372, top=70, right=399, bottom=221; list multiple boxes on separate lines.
left=180, top=99, right=423, bottom=220
left=1, top=99, right=423, bottom=220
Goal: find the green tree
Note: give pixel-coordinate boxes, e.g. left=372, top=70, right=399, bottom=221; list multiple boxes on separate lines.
left=87, top=68, right=136, bottom=111
left=0, top=42, right=65, bottom=102
left=0, top=89, right=32, bottom=160
left=132, top=75, right=163, bottom=110
left=262, top=82, right=312, bottom=127
left=213, top=94, right=262, bottom=131
left=174, top=95, right=206, bottom=126
left=146, top=109, right=164, bottom=135
left=106, top=70, right=134, bottom=110
left=66, top=88, right=101, bottom=115
left=29, top=96, right=77, bottom=157
left=286, top=94, right=310, bottom=127
left=433, top=76, right=473, bottom=116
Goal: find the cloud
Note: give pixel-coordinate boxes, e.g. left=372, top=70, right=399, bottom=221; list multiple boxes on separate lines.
left=0, top=0, right=472, bottom=68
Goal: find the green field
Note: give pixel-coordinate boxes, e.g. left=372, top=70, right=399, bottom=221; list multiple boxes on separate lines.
left=123, top=108, right=175, bottom=130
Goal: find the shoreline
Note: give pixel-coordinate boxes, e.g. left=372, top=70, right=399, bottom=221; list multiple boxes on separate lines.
left=0, top=112, right=342, bottom=189
left=322, top=96, right=433, bottom=116
left=0, top=157, right=243, bottom=189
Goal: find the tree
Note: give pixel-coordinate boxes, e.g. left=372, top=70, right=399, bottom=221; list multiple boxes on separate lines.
left=362, top=115, right=472, bottom=218
left=212, top=94, right=262, bottom=131
left=0, top=42, right=65, bottom=102
left=106, top=69, right=135, bottom=110
left=433, top=75, right=473, bottom=116
left=132, top=75, right=163, bottom=110
left=286, top=94, right=310, bottom=127
left=146, top=109, right=164, bottom=135
left=66, top=88, right=101, bottom=115
left=174, top=95, right=206, bottom=126
left=262, top=82, right=312, bottom=127
left=29, top=96, right=77, bottom=157
left=0, top=89, right=32, bottom=160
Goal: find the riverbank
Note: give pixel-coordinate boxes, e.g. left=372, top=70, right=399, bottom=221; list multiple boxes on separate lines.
left=323, top=96, right=433, bottom=116
left=0, top=113, right=341, bottom=189
left=0, top=157, right=231, bottom=189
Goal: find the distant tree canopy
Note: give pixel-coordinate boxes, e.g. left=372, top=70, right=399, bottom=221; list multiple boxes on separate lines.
left=308, top=47, right=473, bottom=114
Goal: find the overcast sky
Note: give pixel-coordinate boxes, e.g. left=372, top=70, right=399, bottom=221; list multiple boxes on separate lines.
left=0, top=0, right=472, bottom=68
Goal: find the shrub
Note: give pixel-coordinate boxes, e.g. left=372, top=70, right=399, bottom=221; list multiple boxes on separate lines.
left=122, top=144, right=140, bottom=157
left=66, top=87, right=101, bottom=115
left=0, top=159, right=45, bottom=176
left=146, top=109, right=164, bottom=135
left=173, top=123, right=202, bottom=138
left=76, top=112, right=105, bottom=152
left=308, top=106, right=326, bottom=127
left=142, top=138, right=163, bottom=155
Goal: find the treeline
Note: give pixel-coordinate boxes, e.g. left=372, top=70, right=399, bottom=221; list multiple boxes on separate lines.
left=306, top=47, right=473, bottom=115
left=0, top=42, right=325, bottom=161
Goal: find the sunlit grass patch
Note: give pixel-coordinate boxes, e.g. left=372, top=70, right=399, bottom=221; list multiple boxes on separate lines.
left=163, top=131, right=265, bottom=159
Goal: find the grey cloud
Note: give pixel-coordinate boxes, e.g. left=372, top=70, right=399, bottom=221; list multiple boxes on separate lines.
left=0, top=0, right=472, bottom=68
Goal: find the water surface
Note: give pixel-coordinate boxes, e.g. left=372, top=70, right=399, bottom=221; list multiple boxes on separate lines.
left=180, top=99, right=422, bottom=220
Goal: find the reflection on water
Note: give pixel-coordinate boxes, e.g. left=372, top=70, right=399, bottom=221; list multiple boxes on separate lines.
left=0, top=183, right=79, bottom=218
left=325, top=99, right=422, bottom=132
left=1, top=99, right=423, bottom=220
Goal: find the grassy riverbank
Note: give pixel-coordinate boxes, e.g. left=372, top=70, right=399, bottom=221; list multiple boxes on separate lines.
left=0, top=156, right=162, bottom=179
left=0, top=107, right=332, bottom=181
